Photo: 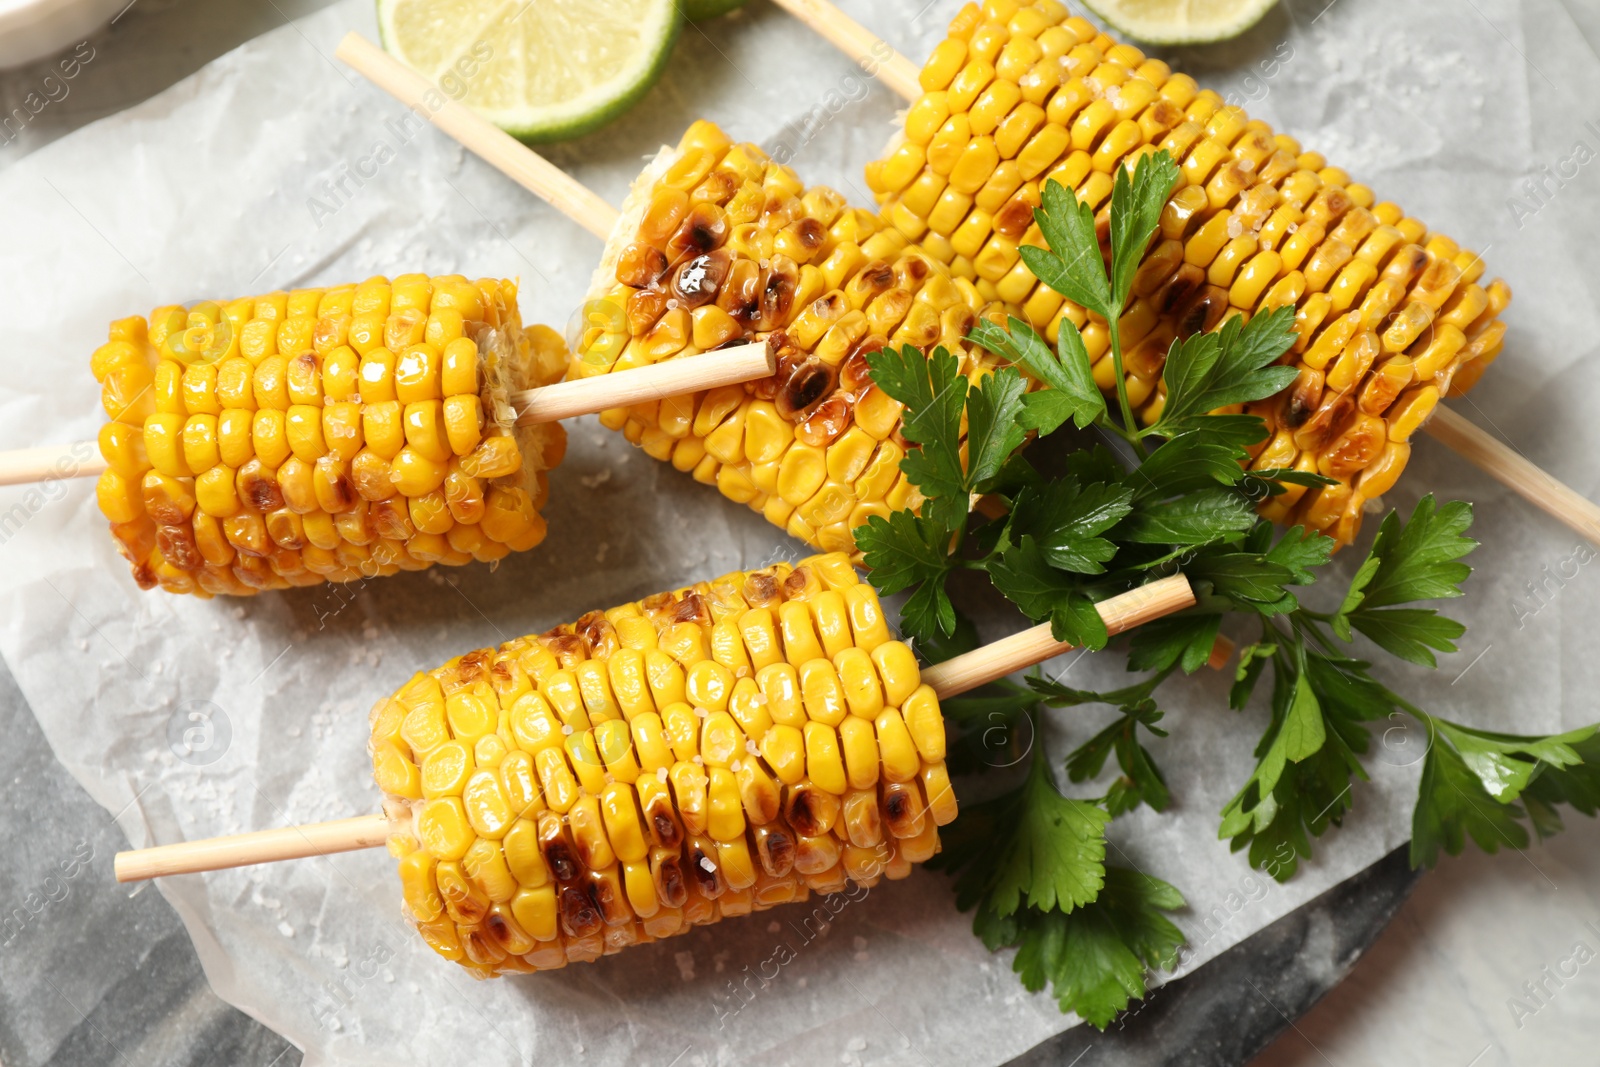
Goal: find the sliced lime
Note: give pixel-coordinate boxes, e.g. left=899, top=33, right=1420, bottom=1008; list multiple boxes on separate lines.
left=1080, top=0, right=1279, bottom=45
left=376, top=0, right=682, bottom=143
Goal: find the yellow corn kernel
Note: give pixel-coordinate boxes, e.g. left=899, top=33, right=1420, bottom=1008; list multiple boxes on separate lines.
left=510, top=884, right=559, bottom=942
left=661, top=702, right=700, bottom=762
left=798, top=658, right=848, bottom=727
left=463, top=769, right=515, bottom=839
left=737, top=608, right=784, bottom=670
left=760, top=723, right=807, bottom=786
left=844, top=585, right=892, bottom=651
left=417, top=797, right=474, bottom=860
left=902, top=684, right=947, bottom=762
left=564, top=729, right=608, bottom=794
left=874, top=709, right=921, bottom=783
left=567, top=795, right=616, bottom=870
left=922, top=762, right=960, bottom=825
left=534, top=748, right=579, bottom=814
left=670, top=760, right=710, bottom=837
left=399, top=851, right=445, bottom=922
left=502, top=818, right=550, bottom=888
left=685, top=659, right=734, bottom=713
left=594, top=718, right=641, bottom=784
left=421, top=740, right=473, bottom=798
left=803, top=721, right=848, bottom=795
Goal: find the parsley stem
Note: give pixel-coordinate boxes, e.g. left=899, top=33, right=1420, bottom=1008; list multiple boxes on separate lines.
left=1105, top=306, right=1147, bottom=457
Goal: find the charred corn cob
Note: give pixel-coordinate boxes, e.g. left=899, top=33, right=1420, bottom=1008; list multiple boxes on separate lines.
left=371, top=552, right=954, bottom=976
left=90, top=276, right=568, bottom=596
left=864, top=0, right=1510, bottom=543
left=572, top=120, right=1011, bottom=554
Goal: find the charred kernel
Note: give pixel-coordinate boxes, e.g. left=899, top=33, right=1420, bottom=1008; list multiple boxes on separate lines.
left=669, top=250, right=733, bottom=309
left=616, top=243, right=669, bottom=289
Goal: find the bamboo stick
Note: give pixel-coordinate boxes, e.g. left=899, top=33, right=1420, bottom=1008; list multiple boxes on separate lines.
left=334, top=33, right=618, bottom=239
left=112, top=574, right=1196, bottom=882
left=765, top=0, right=922, bottom=101
left=113, top=814, right=390, bottom=883
left=0, top=442, right=106, bottom=488
left=1423, top=407, right=1600, bottom=545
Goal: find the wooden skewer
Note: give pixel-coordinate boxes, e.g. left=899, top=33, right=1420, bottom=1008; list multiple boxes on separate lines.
left=112, top=573, right=1195, bottom=883
left=1423, top=407, right=1600, bottom=544
left=113, top=813, right=391, bottom=883
left=0, top=343, right=775, bottom=489
left=511, top=339, right=773, bottom=425
left=765, top=0, right=922, bottom=101
left=334, top=34, right=618, bottom=239
left=0, top=442, right=107, bottom=487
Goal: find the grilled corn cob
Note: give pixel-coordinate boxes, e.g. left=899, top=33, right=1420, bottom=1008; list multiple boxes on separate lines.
left=572, top=120, right=1011, bottom=555
left=372, top=551, right=954, bottom=976
left=91, top=276, right=568, bottom=596
left=864, top=0, right=1510, bottom=543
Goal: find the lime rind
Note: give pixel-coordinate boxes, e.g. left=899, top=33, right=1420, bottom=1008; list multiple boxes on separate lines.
left=1080, top=0, right=1278, bottom=45
left=375, top=0, right=683, bottom=145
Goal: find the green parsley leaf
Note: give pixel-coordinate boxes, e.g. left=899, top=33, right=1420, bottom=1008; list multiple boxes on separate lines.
left=1066, top=701, right=1173, bottom=816
left=1264, top=526, right=1336, bottom=585
left=973, top=866, right=1185, bottom=1029
left=1187, top=550, right=1300, bottom=615
left=969, top=316, right=1106, bottom=435
left=1109, top=150, right=1181, bottom=310
left=1153, top=307, right=1300, bottom=433
left=1523, top=731, right=1600, bottom=838
left=1010, top=478, right=1135, bottom=574
left=1125, top=614, right=1223, bottom=674
left=988, top=537, right=1112, bottom=649
left=1130, top=430, right=1251, bottom=501
left=1349, top=609, right=1467, bottom=668
left=1409, top=718, right=1600, bottom=866
left=935, top=745, right=1111, bottom=915
left=1023, top=178, right=1113, bottom=320
left=1229, top=641, right=1277, bottom=710
left=865, top=344, right=968, bottom=529
left=1344, top=495, right=1477, bottom=611
left=853, top=510, right=957, bottom=642
left=1411, top=732, right=1530, bottom=867
left=1115, top=487, right=1258, bottom=545
left=1332, top=495, right=1476, bottom=659
left=1221, top=664, right=1326, bottom=829
left=966, top=366, right=1031, bottom=491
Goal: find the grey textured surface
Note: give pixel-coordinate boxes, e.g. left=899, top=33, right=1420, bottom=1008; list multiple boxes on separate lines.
left=0, top=3, right=1418, bottom=1065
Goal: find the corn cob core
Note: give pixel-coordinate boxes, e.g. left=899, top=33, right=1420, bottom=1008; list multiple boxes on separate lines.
left=864, top=0, right=1511, bottom=544
left=90, top=276, right=567, bottom=596
left=371, top=552, right=954, bottom=977
left=573, top=120, right=1012, bottom=555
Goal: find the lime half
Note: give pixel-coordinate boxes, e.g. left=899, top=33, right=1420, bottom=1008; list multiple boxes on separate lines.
left=377, top=0, right=682, bottom=143
left=1080, top=0, right=1279, bottom=45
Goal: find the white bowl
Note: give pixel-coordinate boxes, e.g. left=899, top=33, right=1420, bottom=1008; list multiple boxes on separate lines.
left=0, top=0, right=126, bottom=70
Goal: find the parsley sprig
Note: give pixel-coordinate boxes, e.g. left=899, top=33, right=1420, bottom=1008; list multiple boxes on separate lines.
left=853, top=149, right=1600, bottom=1026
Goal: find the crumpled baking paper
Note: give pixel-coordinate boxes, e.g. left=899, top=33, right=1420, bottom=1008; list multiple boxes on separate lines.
left=1, top=0, right=1598, bottom=1063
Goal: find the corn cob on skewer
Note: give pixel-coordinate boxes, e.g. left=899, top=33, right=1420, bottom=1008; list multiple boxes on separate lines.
left=863, top=0, right=1511, bottom=544
left=91, top=276, right=569, bottom=597
left=573, top=120, right=1017, bottom=555
left=110, top=573, right=1193, bottom=885
left=372, top=552, right=954, bottom=976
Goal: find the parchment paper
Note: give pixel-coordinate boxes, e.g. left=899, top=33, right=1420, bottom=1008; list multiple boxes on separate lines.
left=1, top=0, right=1598, bottom=1063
